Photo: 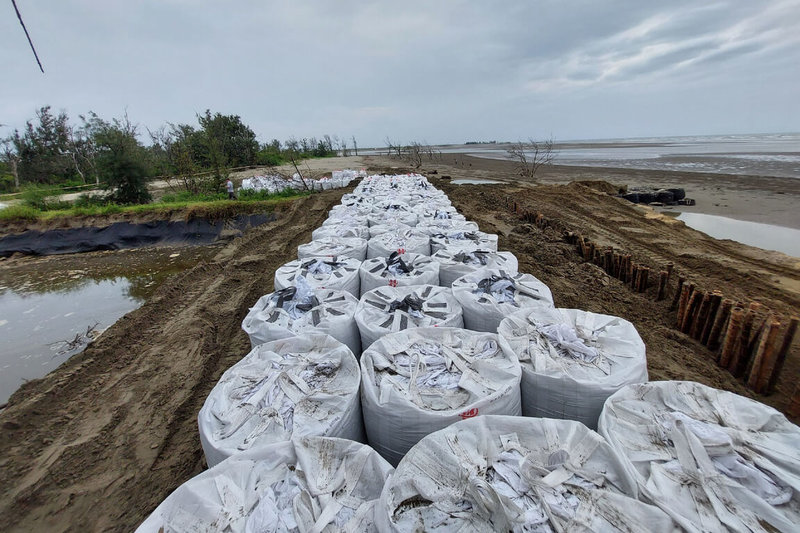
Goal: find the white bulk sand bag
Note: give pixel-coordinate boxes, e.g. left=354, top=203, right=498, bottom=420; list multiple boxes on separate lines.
left=330, top=204, right=372, bottom=219
left=137, top=436, right=392, bottom=533
left=355, top=285, right=463, bottom=349
left=312, top=224, right=370, bottom=240
left=368, top=223, right=413, bottom=239
left=360, top=327, right=521, bottom=465
left=367, top=211, right=418, bottom=229
left=242, top=277, right=360, bottom=356
left=452, top=268, right=554, bottom=332
left=430, top=230, right=498, bottom=253
left=599, top=381, right=800, bottom=533
left=432, top=248, right=519, bottom=287
left=322, top=213, right=369, bottom=227
left=298, top=236, right=368, bottom=262
left=274, top=257, right=361, bottom=298
left=497, top=307, right=647, bottom=429
left=412, top=204, right=458, bottom=220
left=197, top=334, right=364, bottom=467
left=358, top=252, right=439, bottom=296
left=377, top=415, right=678, bottom=532
left=366, top=230, right=430, bottom=259
left=415, top=220, right=479, bottom=237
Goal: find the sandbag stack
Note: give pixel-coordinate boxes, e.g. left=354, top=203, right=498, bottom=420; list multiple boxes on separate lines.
left=145, top=170, right=800, bottom=531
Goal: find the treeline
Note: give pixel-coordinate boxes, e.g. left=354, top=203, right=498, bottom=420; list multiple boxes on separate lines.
left=0, top=106, right=353, bottom=203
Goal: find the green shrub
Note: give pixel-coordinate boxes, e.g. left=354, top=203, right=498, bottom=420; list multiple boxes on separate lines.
left=73, top=193, right=111, bottom=208
left=0, top=204, right=40, bottom=221
left=160, top=190, right=227, bottom=203
left=19, top=185, right=71, bottom=210
left=237, top=187, right=300, bottom=201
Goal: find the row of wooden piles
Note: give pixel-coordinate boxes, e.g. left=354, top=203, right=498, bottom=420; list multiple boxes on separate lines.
left=503, top=197, right=800, bottom=417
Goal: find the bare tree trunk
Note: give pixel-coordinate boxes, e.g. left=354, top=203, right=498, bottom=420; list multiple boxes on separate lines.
left=10, top=158, right=19, bottom=188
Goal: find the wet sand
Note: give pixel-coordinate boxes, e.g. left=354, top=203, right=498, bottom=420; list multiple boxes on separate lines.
left=430, top=153, right=800, bottom=230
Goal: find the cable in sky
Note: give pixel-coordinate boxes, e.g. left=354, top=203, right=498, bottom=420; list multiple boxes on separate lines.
left=11, top=0, right=45, bottom=73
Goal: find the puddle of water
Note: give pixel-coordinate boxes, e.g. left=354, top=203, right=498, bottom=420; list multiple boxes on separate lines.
left=676, top=212, right=800, bottom=257
left=0, top=246, right=218, bottom=403
left=0, top=278, right=144, bottom=403
left=451, top=179, right=501, bottom=185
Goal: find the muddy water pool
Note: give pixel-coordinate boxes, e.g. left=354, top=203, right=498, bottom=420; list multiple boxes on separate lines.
left=0, top=245, right=219, bottom=403
left=674, top=212, right=800, bottom=258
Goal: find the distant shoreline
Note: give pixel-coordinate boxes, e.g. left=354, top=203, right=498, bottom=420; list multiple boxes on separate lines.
left=416, top=152, right=800, bottom=230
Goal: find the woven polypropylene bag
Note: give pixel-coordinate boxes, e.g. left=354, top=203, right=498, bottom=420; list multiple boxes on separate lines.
left=197, top=334, right=364, bottom=467
left=274, top=257, right=361, bottom=298
left=137, top=436, right=392, bottom=533
left=360, top=327, right=521, bottom=466
left=358, top=253, right=439, bottom=296
left=377, top=416, right=678, bottom=532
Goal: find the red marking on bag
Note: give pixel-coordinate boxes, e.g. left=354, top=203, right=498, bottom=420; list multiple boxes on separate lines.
left=397, top=248, right=406, bottom=254
left=459, top=408, right=478, bottom=420
left=388, top=279, right=398, bottom=287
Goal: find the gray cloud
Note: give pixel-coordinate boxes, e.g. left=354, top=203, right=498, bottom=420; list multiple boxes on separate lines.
left=1, top=0, right=798, bottom=145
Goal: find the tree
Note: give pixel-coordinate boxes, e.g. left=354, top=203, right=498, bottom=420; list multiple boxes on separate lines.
left=89, top=113, right=151, bottom=204
left=196, top=110, right=259, bottom=168
left=506, top=137, right=556, bottom=180
left=8, top=106, right=77, bottom=184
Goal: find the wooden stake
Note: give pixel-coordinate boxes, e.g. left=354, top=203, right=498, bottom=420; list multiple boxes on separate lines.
left=671, top=276, right=686, bottom=311
left=656, top=271, right=668, bottom=301
left=708, top=299, right=733, bottom=353
left=666, top=262, right=674, bottom=282
left=729, top=303, right=761, bottom=377
left=690, top=292, right=713, bottom=339
left=676, top=282, right=693, bottom=328
left=631, top=264, right=640, bottom=290
left=719, top=306, right=744, bottom=367
left=682, top=289, right=703, bottom=333
left=766, top=316, right=799, bottom=394
left=748, top=318, right=782, bottom=393
left=700, top=292, right=723, bottom=345
left=638, top=267, right=649, bottom=292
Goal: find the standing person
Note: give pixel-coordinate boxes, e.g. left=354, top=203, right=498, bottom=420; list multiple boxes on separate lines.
left=226, top=178, right=235, bottom=200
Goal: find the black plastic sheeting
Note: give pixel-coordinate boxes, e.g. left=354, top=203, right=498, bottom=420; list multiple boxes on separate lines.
left=0, top=213, right=275, bottom=257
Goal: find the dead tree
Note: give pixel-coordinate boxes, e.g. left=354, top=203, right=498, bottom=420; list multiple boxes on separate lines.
left=506, top=137, right=556, bottom=180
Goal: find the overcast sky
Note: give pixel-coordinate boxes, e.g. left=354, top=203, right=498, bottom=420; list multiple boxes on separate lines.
left=2, top=1, right=798, bottom=146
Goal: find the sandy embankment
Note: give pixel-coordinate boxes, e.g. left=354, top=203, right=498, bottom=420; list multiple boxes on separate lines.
left=0, top=153, right=797, bottom=531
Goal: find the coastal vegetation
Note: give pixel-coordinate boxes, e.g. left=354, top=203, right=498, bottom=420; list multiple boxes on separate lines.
left=0, top=106, right=348, bottom=216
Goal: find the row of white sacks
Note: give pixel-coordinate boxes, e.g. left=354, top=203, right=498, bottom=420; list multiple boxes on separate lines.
left=142, top=383, right=800, bottom=531
left=139, top=174, right=800, bottom=531
left=240, top=169, right=366, bottom=194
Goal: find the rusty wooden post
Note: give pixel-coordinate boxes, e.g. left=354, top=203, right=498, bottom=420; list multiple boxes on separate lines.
left=709, top=299, right=733, bottom=353
left=671, top=276, right=686, bottom=311
left=719, top=306, right=744, bottom=367
left=666, top=262, right=674, bottom=282
left=690, top=292, right=713, bottom=339
left=701, top=292, right=723, bottom=345
left=676, top=282, right=692, bottom=328
left=631, top=264, right=640, bottom=290
left=766, top=316, right=799, bottom=394
left=682, top=289, right=703, bottom=333
left=638, top=267, right=649, bottom=292
left=748, top=318, right=782, bottom=393
left=656, top=271, right=668, bottom=301
left=729, top=303, right=761, bottom=377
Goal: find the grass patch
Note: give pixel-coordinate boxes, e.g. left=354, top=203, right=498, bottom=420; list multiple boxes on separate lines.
left=0, top=204, right=40, bottom=221
left=0, top=189, right=310, bottom=223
